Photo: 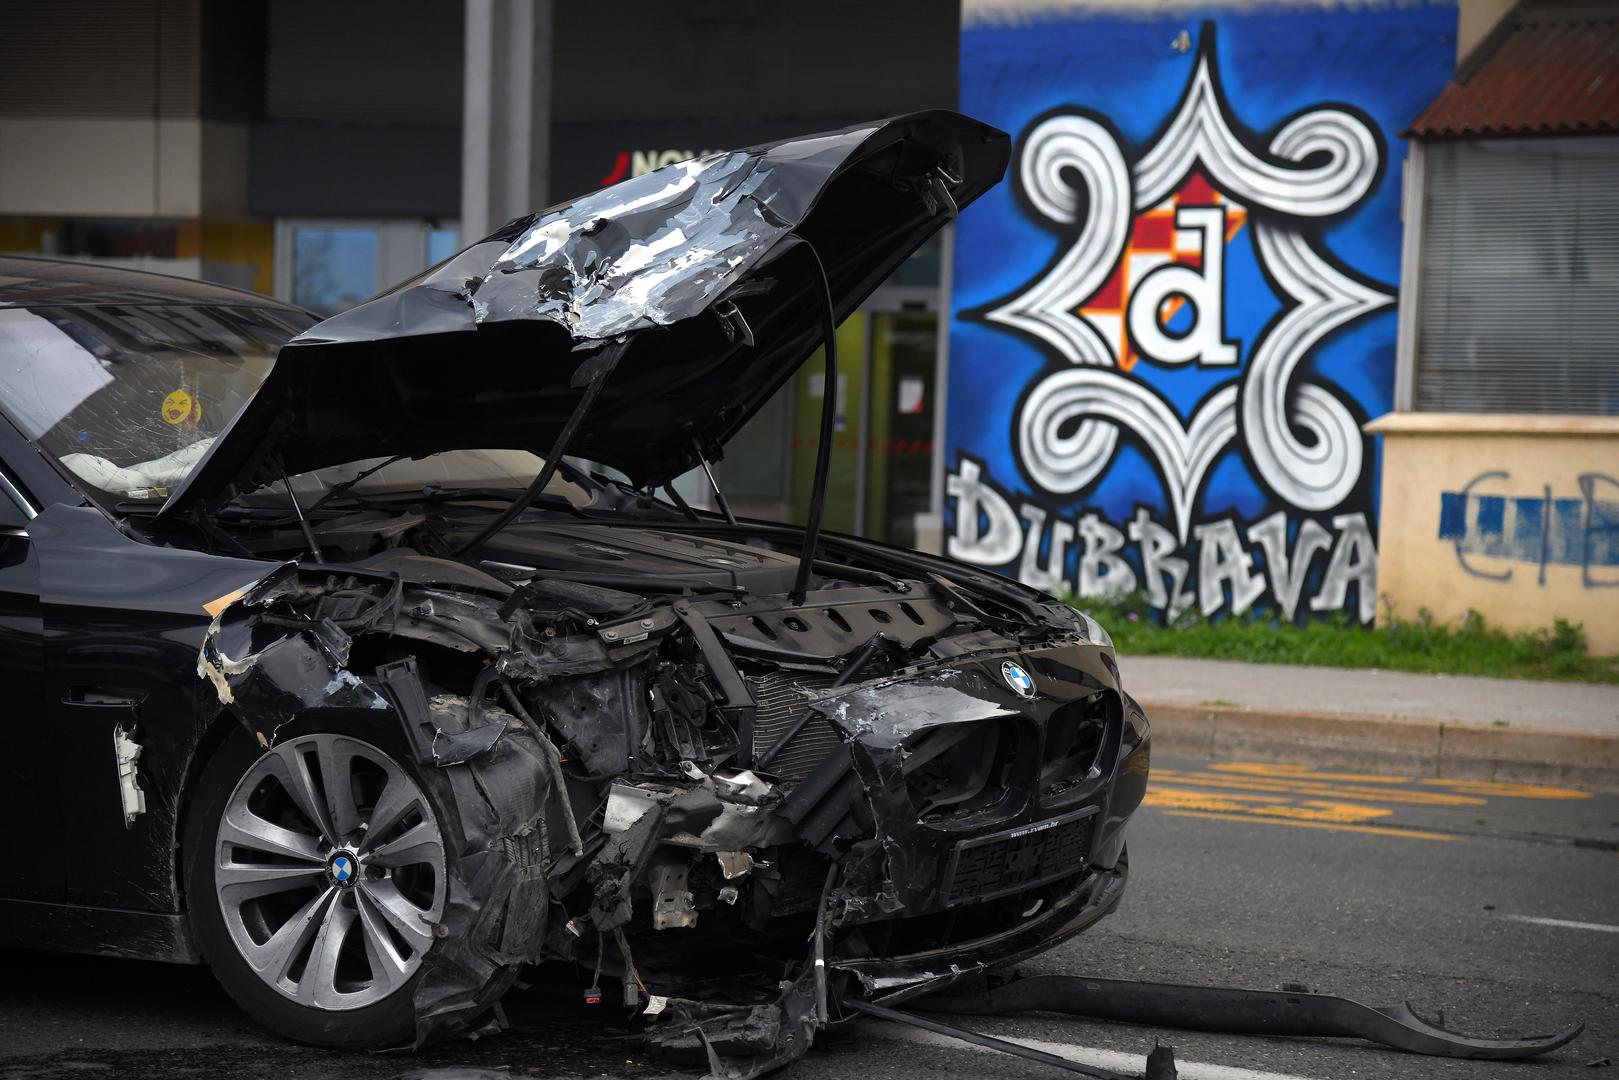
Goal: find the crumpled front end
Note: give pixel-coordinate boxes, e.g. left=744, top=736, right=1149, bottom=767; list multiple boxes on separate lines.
left=196, top=552, right=1149, bottom=1075
left=788, top=650, right=1148, bottom=976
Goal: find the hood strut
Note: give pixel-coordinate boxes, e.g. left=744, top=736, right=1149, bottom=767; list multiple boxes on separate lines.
left=451, top=340, right=627, bottom=557
left=693, top=439, right=737, bottom=525
left=790, top=241, right=839, bottom=606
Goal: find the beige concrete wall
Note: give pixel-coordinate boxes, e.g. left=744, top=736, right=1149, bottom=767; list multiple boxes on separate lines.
left=0, top=119, right=175, bottom=217
left=0, top=118, right=251, bottom=219
left=1368, top=413, right=1619, bottom=655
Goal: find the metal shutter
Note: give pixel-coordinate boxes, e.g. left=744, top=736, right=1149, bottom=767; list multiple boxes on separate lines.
left=265, top=0, right=463, bottom=124
left=0, top=0, right=199, bottom=118
left=552, top=0, right=959, bottom=123
left=1415, top=136, right=1619, bottom=415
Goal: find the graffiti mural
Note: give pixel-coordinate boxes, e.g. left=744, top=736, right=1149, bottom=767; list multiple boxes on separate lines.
left=948, top=8, right=1456, bottom=622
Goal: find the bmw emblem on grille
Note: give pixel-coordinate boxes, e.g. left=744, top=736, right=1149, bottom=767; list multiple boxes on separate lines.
left=329, top=853, right=356, bottom=886
left=1002, top=660, right=1035, bottom=699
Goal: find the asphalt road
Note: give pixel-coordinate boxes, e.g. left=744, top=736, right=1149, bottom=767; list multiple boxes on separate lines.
left=3, top=753, right=1616, bottom=1080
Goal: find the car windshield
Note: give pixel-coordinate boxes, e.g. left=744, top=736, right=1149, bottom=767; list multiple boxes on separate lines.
left=0, top=301, right=311, bottom=503
left=0, top=299, right=605, bottom=511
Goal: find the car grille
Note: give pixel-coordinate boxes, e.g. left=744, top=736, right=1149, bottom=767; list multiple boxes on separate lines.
left=902, top=718, right=1014, bottom=820
left=941, top=808, right=1097, bottom=906
left=1041, top=692, right=1113, bottom=796
left=747, top=671, right=839, bottom=783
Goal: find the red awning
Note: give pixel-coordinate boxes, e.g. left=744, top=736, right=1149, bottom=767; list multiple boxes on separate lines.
left=1407, top=5, right=1619, bottom=139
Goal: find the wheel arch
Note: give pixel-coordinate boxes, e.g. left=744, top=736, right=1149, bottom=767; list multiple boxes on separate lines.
left=172, top=703, right=256, bottom=922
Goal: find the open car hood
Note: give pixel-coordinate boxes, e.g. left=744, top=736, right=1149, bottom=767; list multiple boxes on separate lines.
left=160, top=111, right=1008, bottom=517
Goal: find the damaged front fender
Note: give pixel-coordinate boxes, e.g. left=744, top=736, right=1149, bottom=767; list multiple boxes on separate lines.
left=194, top=565, right=562, bottom=1045
left=198, top=564, right=393, bottom=744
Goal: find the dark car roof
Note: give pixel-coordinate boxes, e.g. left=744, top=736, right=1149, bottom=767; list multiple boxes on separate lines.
left=0, top=255, right=301, bottom=311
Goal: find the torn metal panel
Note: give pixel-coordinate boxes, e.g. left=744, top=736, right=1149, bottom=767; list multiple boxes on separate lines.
left=648, top=857, right=697, bottom=930
left=196, top=566, right=393, bottom=745
left=474, top=147, right=850, bottom=340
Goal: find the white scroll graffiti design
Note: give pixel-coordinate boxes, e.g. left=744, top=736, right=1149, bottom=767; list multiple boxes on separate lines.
left=984, top=32, right=1393, bottom=541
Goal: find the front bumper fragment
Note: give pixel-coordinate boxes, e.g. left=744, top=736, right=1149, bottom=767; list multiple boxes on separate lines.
left=831, top=855, right=1128, bottom=1005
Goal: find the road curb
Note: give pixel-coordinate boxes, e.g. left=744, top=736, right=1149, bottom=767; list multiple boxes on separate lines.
left=1139, top=700, right=1619, bottom=793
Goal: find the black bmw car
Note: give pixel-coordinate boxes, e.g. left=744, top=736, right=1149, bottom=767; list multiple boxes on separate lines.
left=0, top=111, right=1149, bottom=1073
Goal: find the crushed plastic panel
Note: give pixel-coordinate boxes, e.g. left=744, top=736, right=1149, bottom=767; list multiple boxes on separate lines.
left=112, top=724, right=148, bottom=826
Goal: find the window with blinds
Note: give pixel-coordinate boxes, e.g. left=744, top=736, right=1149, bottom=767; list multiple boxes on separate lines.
left=1415, top=136, right=1619, bottom=415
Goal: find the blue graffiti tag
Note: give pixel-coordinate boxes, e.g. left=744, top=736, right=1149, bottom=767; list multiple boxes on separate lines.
left=1437, top=472, right=1619, bottom=587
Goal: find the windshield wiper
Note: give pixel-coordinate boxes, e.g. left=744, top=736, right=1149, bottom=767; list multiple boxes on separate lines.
left=451, top=340, right=627, bottom=556
left=302, top=454, right=407, bottom=516
left=408, top=486, right=584, bottom=513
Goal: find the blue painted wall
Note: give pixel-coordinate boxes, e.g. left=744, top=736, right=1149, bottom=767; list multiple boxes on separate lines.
left=947, top=4, right=1457, bottom=623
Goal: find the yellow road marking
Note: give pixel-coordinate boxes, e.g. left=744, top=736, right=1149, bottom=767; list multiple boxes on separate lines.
left=1211, top=762, right=1412, bottom=785
left=1202, top=761, right=1589, bottom=801
left=1147, top=787, right=1393, bottom=823
left=1150, top=769, right=1486, bottom=806
left=1144, top=789, right=1289, bottom=812
left=1145, top=787, right=1293, bottom=804
left=1145, top=761, right=1592, bottom=839
left=1250, top=801, right=1390, bottom=824
left=1163, top=810, right=1455, bottom=841
left=1415, top=778, right=1591, bottom=800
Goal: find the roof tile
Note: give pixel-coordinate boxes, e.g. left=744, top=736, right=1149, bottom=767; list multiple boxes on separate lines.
left=1408, top=9, right=1619, bottom=139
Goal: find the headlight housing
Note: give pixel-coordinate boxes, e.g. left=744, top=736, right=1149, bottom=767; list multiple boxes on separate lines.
left=1077, top=610, right=1114, bottom=651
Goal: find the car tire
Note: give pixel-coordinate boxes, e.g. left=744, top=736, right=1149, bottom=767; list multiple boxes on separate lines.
left=184, top=714, right=469, bottom=1050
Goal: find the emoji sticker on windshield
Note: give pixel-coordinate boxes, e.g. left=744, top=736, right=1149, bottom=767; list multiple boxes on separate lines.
left=162, top=389, right=200, bottom=427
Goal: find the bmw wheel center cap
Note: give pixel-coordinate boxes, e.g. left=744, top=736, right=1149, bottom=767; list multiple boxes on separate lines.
left=1002, top=660, right=1035, bottom=698
left=329, top=851, right=359, bottom=888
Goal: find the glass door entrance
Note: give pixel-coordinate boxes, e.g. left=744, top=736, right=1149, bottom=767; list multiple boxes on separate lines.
left=861, top=312, right=937, bottom=549
left=777, top=305, right=939, bottom=548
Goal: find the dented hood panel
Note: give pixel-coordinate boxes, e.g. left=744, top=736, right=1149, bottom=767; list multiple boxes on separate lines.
left=161, top=111, right=1008, bottom=517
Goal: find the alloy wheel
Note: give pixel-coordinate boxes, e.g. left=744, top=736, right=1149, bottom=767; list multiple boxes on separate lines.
left=213, top=733, right=447, bottom=1011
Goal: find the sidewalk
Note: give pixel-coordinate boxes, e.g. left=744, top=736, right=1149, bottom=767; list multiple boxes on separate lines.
left=1120, top=656, right=1619, bottom=792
